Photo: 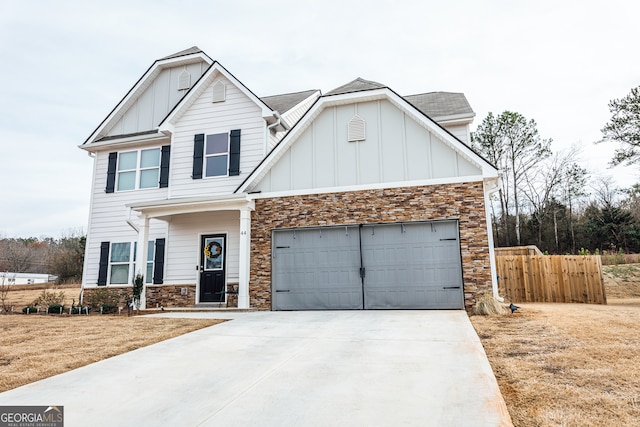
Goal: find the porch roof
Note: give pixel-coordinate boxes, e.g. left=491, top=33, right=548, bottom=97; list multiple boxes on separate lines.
left=127, top=194, right=254, bottom=219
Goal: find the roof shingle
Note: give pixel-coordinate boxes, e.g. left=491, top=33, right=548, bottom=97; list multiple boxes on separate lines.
left=260, top=89, right=319, bottom=113
left=324, top=78, right=387, bottom=96
left=403, top=92, right=474, bottom=119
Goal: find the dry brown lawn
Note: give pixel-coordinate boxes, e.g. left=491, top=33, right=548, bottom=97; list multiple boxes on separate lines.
left=0, top=284, right=224, bottom=393
left=1, top=283, right=82, bottom=311
left=472, top=263, right=640, bottom=426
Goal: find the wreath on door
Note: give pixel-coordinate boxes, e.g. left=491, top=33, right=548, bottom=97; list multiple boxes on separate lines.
left=204, top=241, right=222, bottom=259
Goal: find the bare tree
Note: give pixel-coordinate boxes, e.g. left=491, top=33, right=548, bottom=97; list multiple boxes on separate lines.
left=0, top=272, right=15, bottom=313
left=0, top=239, right=34, bottom=273
left=522, top=150, right=575, bottom=249
left=473, top=111, right=552, bottom=246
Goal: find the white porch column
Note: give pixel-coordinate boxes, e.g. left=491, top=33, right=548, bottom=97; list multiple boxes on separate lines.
left=136, top=215, right=150, bottom=309
left=238, top=207, right=252, bottom=309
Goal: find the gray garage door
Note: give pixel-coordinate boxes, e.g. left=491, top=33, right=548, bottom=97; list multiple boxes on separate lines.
left=272, top=221, right=464, bottom=310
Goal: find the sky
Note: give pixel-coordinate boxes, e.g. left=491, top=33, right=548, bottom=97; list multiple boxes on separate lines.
left=1, top=0, right=639, bottom=238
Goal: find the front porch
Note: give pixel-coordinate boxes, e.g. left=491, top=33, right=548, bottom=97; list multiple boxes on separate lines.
left=127, top=194, right=254, bottom=309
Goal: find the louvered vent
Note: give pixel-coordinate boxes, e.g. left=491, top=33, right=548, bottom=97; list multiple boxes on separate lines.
left=178, top=69, right=191, bottom=90
left=348, top=115, right=366, bottom=142
left=211, top=81, right=226, bottom=103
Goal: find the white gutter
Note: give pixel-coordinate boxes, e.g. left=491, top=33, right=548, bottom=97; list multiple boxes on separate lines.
left=483, top=176, right=504, bottom=302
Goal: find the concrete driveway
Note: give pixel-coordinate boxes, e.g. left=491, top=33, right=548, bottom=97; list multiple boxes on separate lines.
left=0, top=311, right=512, bottom=426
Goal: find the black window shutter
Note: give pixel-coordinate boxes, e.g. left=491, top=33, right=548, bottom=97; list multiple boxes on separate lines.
left=192, top=134, right=204, bottom=179
left=106, top=153, right=117, bottom=193
left=98, top=242, right=110, bottom=286
left=229, top=129, right=241, bottom=176
left=159, top=145, right=171, bottom=188
left=152, top=238, right=166, bottom=284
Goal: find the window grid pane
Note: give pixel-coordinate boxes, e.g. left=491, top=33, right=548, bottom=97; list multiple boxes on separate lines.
left=140, top=148, right=160, bottom=168
left=206, top=133, right=228, bottom=155
left=110, top=243, right=131, bottom=262
left=139, top=169, right=159, bottom=188
left=146, top=263, right=153, bottom=283
left=118, top=152, right=137, bottom=171
left=117, top=171, right=136, bottom=191
left=206, top=155, right=228, bottom=177
left=110, top=265, right=129, bottom=284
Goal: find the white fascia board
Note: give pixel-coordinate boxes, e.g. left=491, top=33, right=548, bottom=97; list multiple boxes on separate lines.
left=127, top=194, right=255, bottom=219
left=79, top=131, right=171, bottom=153
left=249, top=175, right=486, bottom=200
left=83, top=52, right=212, bottom=146
left=384, top=91, right=497, bottom=177
left=431, top=113, right=475, bottom=125
left=159, top=62, right=275, bottom=131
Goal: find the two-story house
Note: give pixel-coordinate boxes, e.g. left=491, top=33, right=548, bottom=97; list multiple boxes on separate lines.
left=80, top=46, right=500, bottom=311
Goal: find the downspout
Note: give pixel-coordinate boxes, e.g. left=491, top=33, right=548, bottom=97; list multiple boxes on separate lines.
left=264, top=111, right=288, bottom=156
left=126, top=208, right=139, bottom=232
left=484, top=175, right=504, bottom=302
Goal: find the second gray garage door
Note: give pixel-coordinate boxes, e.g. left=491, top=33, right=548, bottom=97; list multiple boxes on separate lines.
left=272, top=221, right=464, bottom=310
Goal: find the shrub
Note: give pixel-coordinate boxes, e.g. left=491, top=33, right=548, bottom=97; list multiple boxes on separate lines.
left=100, top=304, right=118, bottom=314
left=71, top=306, right=90, bottom=315
left=22, top=306, right=37, bottom=314
left=84, top=288, right=121, bottom=309
left=47, top=304, right=65, bottom=314
left=32, top=290, right=65, bottom=307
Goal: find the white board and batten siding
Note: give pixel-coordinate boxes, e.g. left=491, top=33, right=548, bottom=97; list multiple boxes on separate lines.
left=169, top=74, right=269, bottom=198
left=106, top=62, right=208, bottom=137
left=83, top=148, right=170, bottom=288
left=164, top=212, right=240, bottom=285
left=253, top=99, right=482, bottom=193
left=442, top=123, right=471, bottom=144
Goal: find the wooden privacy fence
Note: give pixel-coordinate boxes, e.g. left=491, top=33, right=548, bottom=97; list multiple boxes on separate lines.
left=495, top=253, right=607, bottom=304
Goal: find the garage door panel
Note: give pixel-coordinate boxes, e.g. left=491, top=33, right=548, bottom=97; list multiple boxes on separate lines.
left=361, top=222, right=463, bottom=309
left=273, top=227, right=363, bottom=310
left=273, top=221, right=464, bottom=310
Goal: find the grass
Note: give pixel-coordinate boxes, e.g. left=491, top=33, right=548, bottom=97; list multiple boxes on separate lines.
left=0, top=284, right=223, bottom=393
left=471, top=264, right=640, bottom=426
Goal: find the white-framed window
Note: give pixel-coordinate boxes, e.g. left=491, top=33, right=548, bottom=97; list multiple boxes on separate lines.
left=109, top=242, right=131, bottom=284
left=204, top=133, right=229, bottom=177
left=117, top=148, right=161, bottom=191
left=108, top=241, right=154, bottom=284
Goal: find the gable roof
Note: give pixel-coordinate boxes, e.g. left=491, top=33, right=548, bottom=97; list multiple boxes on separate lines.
left=404, top=92, right=474, bottom=122
left=260, top=89, right=320, bottom=114
left=82, top=47, right=212, bottom=146
left=325, top=77, right=387, bottom=96
left=159, top=46, right=208, bottom=61
left=157, top=61, right=277, bottom=132
left=236, top=84, right=497, bottom=194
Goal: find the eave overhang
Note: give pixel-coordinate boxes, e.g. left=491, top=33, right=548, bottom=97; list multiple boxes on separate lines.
left=127, top=194, right=255, bottom=220
left=79, top=130, right=171, bottom=153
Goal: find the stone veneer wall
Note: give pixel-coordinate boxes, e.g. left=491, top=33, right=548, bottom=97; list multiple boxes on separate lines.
left=146, top=285, right=196, bottom=308
left=250, top=182, right=492, bottom=310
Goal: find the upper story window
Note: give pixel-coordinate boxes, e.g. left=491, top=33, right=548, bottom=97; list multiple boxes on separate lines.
left=105, top=146, right=170, bottom=194
left=117, top=148, right=161, bottom=191
left=192, top=130, right=240, bottom=180
left=205, top=133, right=229, bottom=177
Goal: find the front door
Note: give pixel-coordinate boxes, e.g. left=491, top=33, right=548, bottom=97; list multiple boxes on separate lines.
left=200, top=234, right=226, bottom=303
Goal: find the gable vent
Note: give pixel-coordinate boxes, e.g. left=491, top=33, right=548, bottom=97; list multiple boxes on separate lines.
left=178, top=69, right=191, bottom=91
left=348, top=115, right=366, bottom=142
left=212, top=81, right=226, bottom=103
